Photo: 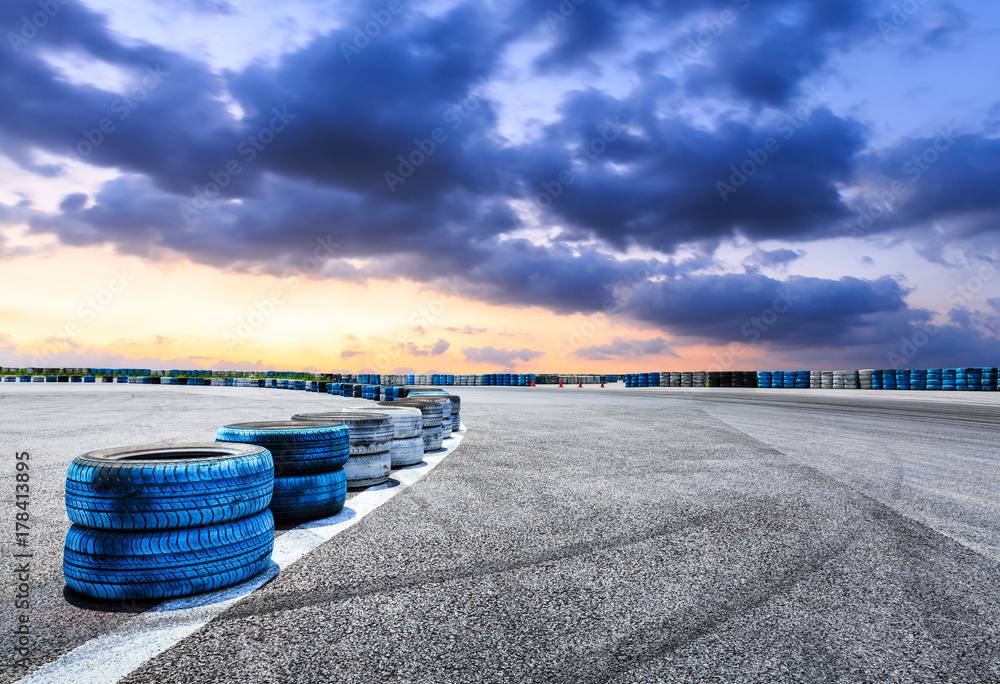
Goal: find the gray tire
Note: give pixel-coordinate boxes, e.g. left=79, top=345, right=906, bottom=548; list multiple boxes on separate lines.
left=383, top=400, right=443, bottom=428
left=291, top=411, right=393, bottom=455
left=344, top=451, right=391, bottom=488
left=291, top=411, right=393, bottom=487
left=346, top=405, right=421, bottom=439
left=422, top=425, right=443, bottom=452
left=390, top=436, right=425, bottom=467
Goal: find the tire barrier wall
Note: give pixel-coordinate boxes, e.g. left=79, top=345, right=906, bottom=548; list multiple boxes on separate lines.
left=11, top=364, right=998, bottom=391
left=617, top=367, right=1000, bottom=390
left=64, top=390, right=464, bottom=601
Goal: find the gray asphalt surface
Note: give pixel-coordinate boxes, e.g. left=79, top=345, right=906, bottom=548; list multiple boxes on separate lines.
left=3, top=383, right=1000, bottom=683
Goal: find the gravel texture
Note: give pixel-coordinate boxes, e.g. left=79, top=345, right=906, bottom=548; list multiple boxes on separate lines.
left=3, top=384, right=1000, bottom=683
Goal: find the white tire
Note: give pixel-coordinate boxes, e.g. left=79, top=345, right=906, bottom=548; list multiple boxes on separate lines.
left=345, top=405, right=421, bottom=439
left=344, top=450, right=391, bottom=487
left=390, top=436, right=424, bottom=467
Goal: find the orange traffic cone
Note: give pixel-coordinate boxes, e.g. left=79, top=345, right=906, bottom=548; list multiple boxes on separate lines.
left=531, top=379, right=535, bottom=387
left=559, top=379, right=563, bottom=388
left=578, top=380, right=582, bottom=388
left=600, top=379, right=604, bottom=388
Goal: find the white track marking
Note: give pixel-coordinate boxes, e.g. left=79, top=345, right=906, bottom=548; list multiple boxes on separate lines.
left=17, top=429, right=466, bottom=684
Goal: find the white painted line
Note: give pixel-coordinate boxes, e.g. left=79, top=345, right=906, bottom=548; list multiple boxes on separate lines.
left=17, top=428, right=466, bottom=684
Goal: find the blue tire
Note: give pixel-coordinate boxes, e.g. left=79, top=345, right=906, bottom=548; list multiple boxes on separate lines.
left=64, top=509, right=274, bottom=600
left=270, top=468, right=347, bottom=522
left=65, top=443, right=273, bottom=531
left=215, top=421, right=350, bottom=475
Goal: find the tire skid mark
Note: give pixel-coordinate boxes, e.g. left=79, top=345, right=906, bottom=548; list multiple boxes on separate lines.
left=218, top=514, right=719, bottom=622
left=586, top=533, right=860, bottom=684
left=698, top=404, right=1000, bottom=566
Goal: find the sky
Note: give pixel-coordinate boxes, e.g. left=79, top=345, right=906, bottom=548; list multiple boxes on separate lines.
left=0, top=0, right=998, bottom=374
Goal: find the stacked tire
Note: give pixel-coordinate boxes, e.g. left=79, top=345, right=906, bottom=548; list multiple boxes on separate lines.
left=292, top=412, right=394, bottom=487
left=872, top=369, right=884, bottom=390
left=883, top=369, right=897, bottom=390
left=406, top=392, right=455, bottom=439
left=844, top=370, right=859, bottom=390
left=983, top=368, right=998, bottom=391
left=347, top=405, right=424, bottom=467
left=386, top=399, right=444, bottom=452
left=859, top=369, right=874, bottom=390
left=216, top=422, right=349, bottom=522
left=942, top=368, right=956, bottom=390
left=441, top=394, right=462, bottom=432
left=410, top=392, right=462, bottom=433
left=64, top=443, right=275, bottom=600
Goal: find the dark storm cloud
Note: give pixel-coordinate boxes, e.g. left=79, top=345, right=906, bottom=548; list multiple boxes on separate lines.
left=525, top=0, right=874, bottom=107
left=849, top=131, right=1000, bottom=247
left=6, top=0, right=869, bottom=260
left=515, top=86, right=867, bottom=252
left=679, top=1, right=871, bottom=106
left=225, top=2, right=507, bottom=201
left=627, top=273, right=912, bottom=347
left=0, top=2, right=243, bottom=191
left=2, top=0, right=998, bottom=363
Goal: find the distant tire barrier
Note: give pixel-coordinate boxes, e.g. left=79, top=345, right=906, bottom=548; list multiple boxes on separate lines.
left=984, top=368, right=997, bottom=391
left=609, top=366, right=998, bottom=392
left=64, top=509, right=274, bottom=600
left=65, top=443, right=274, bottom=531
left=291, top=412, right=393, bottom=488
left=21, top=360, right=1000, bottom=400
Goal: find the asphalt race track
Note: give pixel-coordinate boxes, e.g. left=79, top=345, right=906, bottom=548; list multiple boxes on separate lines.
left=2, top=384, right=999, bottom=683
